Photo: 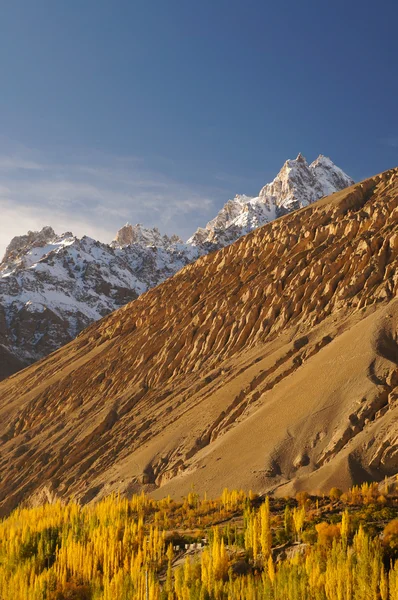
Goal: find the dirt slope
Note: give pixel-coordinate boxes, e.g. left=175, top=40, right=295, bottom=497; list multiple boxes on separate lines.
left=0, top=168, right=397, bottom=513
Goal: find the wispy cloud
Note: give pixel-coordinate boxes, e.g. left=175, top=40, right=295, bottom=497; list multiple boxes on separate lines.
left=0, top=146, right=221, bottom=259
left=0, top=156, right=45, bottom=171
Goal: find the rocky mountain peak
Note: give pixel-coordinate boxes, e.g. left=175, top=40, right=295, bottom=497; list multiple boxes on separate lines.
left=1, top=227, right=76, bottom=276
left=113, top=223, right=183, bottom=249
left=309, top=154, right=355, bottom=197
left=2, top=226, right=57, bottom=264
left=189, top=154, right=354, bottom=248
left=295, top=152, right=307, bottom=164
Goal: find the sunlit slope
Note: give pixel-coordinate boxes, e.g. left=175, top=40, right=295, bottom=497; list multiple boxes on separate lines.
left=0, top=168, right=397, bottom=513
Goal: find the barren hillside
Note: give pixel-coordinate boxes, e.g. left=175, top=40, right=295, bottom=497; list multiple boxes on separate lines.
left=0, top=168, right=397, bottom=514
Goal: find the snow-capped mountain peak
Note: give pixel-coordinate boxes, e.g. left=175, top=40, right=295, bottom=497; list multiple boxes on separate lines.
left=189, top=154, right=354, bottom=247
left=259, top=152, right=353, bottom=208
left=309, top=154, right=355, bottom=198
left=1, top=227, right=76, bottom=276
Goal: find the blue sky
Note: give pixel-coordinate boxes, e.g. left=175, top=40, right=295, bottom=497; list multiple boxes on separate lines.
left=0, top=0, right=397, bottom=255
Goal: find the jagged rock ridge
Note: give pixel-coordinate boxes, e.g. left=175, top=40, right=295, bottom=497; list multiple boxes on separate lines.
left=112, top=223, right=183, bottom=248
left=0, top=168, right=396, bottom=514
left=0, top=154, right=352, bottom=378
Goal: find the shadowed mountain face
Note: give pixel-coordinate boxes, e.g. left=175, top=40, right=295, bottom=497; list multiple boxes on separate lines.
left=0, top=169, right=397, bottom=514
left=0, top=346, right=27, bottom=381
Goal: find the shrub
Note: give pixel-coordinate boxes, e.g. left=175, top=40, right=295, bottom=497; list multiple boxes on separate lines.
left=315, top=522, right=340, bottom=546
left=383, top=519, right=398, bottom=550
left=329, top=487, right=343, bottom=501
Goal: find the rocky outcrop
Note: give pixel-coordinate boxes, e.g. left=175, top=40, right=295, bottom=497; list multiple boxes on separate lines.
left=113, top=223, right=183, bottom=248
left=1, top=226, right=60, bottom=266
left=0, top=168, right=396, bottom=513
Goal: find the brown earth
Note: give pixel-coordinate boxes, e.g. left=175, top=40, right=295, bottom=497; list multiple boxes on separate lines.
left=0, top=169, right=397, bottom=514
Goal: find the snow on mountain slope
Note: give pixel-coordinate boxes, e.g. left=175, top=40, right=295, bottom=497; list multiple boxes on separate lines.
left=188, top=154, right=354, bottom=247
left=0, top=153, right=353, bottom=378
left=0, top=226, right=202, bottom=370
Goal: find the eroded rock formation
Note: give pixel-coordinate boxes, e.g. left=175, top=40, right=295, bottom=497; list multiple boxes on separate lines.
left=0, top=168, right=396, bottom=513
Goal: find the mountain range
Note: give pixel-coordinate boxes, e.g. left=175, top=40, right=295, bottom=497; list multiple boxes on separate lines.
left=0, top=165, right=396, bottom=514
left=0, top=154, right=353, bottom=379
